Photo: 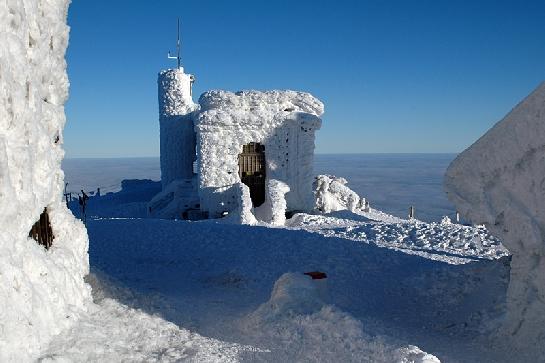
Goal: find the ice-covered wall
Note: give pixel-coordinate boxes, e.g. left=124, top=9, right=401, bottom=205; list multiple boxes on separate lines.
left=195, top=90, right=323, bottom=219
left=0, top=1, right=91, bottom=360
left=158, top=68, right=197, bottom=188
left=444, top=82, right=545, bottom=358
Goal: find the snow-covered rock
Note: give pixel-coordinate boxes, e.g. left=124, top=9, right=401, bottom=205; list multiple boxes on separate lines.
left=314, top=174, right=366, bottom=213
left=0, top=1, right=91, bottom=360
left=445, top=81, right=545, bottom=358
left=250, top=273, right=325, bottom=322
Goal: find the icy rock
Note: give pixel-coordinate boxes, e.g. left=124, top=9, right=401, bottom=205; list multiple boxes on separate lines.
left=250, top=273, right=324, bottom=323
left=0, top=1, right=91, bottom=361
left=314, top=175, right=366, bottom=213
left=444, top=81, right=545, bottom=357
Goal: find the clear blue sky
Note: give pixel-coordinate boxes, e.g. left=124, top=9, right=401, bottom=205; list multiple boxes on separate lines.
left=64, top=0, right=545, bottom=157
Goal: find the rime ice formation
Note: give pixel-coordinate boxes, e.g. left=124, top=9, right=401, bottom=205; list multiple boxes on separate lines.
left=0, top=1, right=91, bottom=361
left=158, top=68, right=197, bottom=188
left=314, top=175, right=366, bottom=213
left=220, top=182, right=258, bottom=225
left=254, top=179, right=290, bottom=225
left=195, top=90, right=322, bottom=220
left=445, top=82, right=545, bottom=358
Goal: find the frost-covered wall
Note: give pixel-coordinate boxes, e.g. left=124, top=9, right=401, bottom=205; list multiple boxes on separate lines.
left=195, top=90, right=323, bottom=218
left=0, top=0, right=91, bottom=360
left=445, top=82, right=545, bottom=358
left=158, top=68, right=197, bottom=188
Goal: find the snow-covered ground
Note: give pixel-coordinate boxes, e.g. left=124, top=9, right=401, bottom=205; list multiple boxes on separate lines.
left=35, top=178, right=516, bottom=362
left=62, top=154, right=458, bottom=222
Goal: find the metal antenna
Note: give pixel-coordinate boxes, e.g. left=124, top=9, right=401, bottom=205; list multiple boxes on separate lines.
left=167, top=18, right=181, bottom=68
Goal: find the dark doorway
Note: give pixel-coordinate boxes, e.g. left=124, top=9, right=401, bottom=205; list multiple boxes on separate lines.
left=238, top=142, right=266, bottom=207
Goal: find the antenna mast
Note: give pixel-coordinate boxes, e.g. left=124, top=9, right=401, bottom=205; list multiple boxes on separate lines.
left=167, top=18, right=181, bottom=69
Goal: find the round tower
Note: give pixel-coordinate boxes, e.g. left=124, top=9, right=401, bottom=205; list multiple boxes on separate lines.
left=158, top=67, right=197, bottom=188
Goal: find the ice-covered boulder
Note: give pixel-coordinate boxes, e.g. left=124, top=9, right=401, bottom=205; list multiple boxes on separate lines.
left=0, top=1, right=91, bottom=360
left=249, top=273, right=325, bottom=323
left=444, top=82, right=545, bottom=357
left=314, top=175, right=366, bottom=213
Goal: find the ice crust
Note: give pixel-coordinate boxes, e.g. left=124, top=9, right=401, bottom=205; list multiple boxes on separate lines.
left=445, top=82, right=545, bottom=358
left=0, top=1, right=91, bottom=360
left=195, top=90, right=322, bottom=219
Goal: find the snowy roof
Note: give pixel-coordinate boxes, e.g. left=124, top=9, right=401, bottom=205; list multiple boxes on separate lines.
left=195, top=90, right=324, bottom=128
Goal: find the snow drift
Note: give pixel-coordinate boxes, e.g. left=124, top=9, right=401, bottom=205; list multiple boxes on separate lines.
left=0, top=1, right=90, bottom=360
left=245, top=273, right=440, bottom=363
left=445, top=82, right=545, bottom=358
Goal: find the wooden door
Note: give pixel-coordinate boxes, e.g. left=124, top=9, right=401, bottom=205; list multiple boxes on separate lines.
left=238, top=142, right=266, bottom=207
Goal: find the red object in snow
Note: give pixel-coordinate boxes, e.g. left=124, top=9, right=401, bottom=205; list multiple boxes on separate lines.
left=304, top=271, right=327, bottom=280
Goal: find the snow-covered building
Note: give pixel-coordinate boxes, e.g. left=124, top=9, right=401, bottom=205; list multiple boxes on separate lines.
left=150, top=65, right=323, bottom=222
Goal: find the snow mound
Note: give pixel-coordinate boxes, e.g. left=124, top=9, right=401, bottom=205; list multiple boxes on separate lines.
left=0, top=1, right=91, bottom=360
left=249, top=273, right=325, bottom=322
left=40, top=273, right=251, bottom=362
left=244, top=273, right=440, bottom=362
left=445, top=81, right=545, bottom=358
left=314, top=174, right=366, bottom=213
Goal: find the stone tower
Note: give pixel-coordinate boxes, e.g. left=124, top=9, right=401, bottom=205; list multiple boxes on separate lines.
left=157, top=67, right=197, bottom=188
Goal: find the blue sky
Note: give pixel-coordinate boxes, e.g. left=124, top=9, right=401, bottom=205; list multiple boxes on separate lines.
left=64, top=0, right=545, bottom=157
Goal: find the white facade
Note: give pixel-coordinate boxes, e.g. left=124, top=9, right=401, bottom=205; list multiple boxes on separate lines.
left=195, top=90, right=323, bottom=219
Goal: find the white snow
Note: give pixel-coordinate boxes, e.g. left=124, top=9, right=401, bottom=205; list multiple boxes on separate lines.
left=195, top=90, right=322, bottom=219
left=148, top=178, right=199, bottom=219
left=0, top=1, right=91, bottom=361
left=445, top=81, right=545, bottom=360
left=254, top=179, right=290, bottom=225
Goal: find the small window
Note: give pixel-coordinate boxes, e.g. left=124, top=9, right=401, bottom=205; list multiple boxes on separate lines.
left=29, top=208, right=54, bottom=249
